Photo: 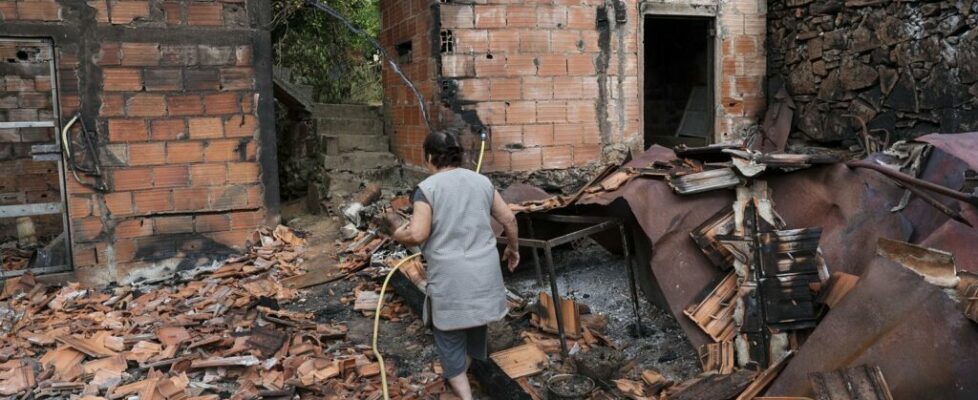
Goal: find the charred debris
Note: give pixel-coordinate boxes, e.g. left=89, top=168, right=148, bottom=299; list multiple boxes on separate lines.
left=2, top=133, right=978, bottom=399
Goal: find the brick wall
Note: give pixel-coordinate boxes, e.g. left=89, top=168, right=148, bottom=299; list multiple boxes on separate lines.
left=380, top=0, right=767, bottom=173
left=0, top=0, right=278, bottom=283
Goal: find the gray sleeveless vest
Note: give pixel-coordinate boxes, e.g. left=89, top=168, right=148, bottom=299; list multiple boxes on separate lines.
left=417, top=168, right=508, bottom=330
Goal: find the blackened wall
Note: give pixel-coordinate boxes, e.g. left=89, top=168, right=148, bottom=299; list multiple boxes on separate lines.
left=769, top=0, right=978, bottom=145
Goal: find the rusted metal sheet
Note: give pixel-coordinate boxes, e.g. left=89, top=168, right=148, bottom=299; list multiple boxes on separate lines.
left=765, top=257, right=978, bottom=399
left=916, top=132, right=978, bottom=170
left=690, top=208, right=737, bottom=270
left=809, top=365, right=894, bottom=400
left=877, top=237, right=958, bottom=287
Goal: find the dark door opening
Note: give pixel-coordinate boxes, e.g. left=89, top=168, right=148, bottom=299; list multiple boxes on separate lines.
left=643, top=16, right=714, bottom=149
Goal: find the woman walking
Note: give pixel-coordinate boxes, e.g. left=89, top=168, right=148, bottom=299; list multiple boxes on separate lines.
left=390, top=130, right=520, bottom=400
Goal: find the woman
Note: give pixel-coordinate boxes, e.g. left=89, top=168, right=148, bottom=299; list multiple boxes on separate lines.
left=390, top=130, right=520, bottom=400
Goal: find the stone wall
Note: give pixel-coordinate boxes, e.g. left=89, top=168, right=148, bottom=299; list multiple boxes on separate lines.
left=0, top=0, right=279, bottom=283
left=768, top=0, right=978, bottom=145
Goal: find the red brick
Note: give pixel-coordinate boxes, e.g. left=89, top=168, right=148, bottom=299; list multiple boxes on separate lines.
left=240, top=92, right=254, bottom=112
left=189, top=117, right=223, bottom=138
left=506, top=101, right=536, bottom=124
left=482, top=151, right=511, bottom=172
left=104, top=191, right=134, bottom=216
left=458, top=79, right=489, bottom=101
left=219, top=67, right=254, bottom=90
left=155, top=215, right=193, bottom=234
left=230, top=210, right=264, bottom=230
left=523, top=124, right=554, bottom=146
left=100, top=94, right=126, bottom=117
left=567, top=6, right=595, bottom=30
left=554, top=123, right=584, bottom=145
left=191, top=164, right=227, bottom=186
left=441, top=4, right=474, bottom=29
left=129, top=142, right=166, bottom=165
left=505, top=55, right=537, bottom=76
left=187, top=2, right=222, bottom=26
left=551, top=31, right=581, bottom=53
left=203, top=139, right=241, bottom=162
left=506, top=6, right=536, bottom=28
left=490, top=125, right=522, bottom=148
left=97, top=43, right=122, bottom=65
left=567, top=100, right=597, bottom=123
left=522, top=77, right=553, bottom=100
left=552, top=77, right=582, bottom=99
left=163, top=1, right=183, bottom=24
left=537, top=6, right=567, bottom=28
left=579, top=30, right=600, bottom=52
left=209, top=185, right=247, bottom=208
left=519, top=31, right=549, bottom=53
left=167, top=95, right=204, bottom=116
left=184, top=69, right=220, bottom=90
left=108, top=119, right=149, bottom=142
left=474, top=55, right=505, bottom=77
left=16, top=0, right=60, bottom=21
left=143, top=69, right=182, bottom=91
left=537, top=56, right=567, bottom=76
left=537, top=101, right=567, bottom=123
left=121, top=42, right=160, bottom=66
left=116, top=218, right=153, bottom=239
left=488, top=31, right=519, bottom=53
left=103, top=68, right=142, bottom=91
left=0, top=2, right=19, bottom=20
left=167, top=141, right=205, bottom=163
left=68, top=195, right=92, bottom=218
left=207, top=229, right=252, bottom=249
left=474, top=6, right=505, bottom=28
left=126, top=94, right=167, bottom=117
left=72, top=217, right=104, bottom=242
left=198, top=45, right=234, bottom=66
left=195, top=214, right=230, bottom=233
left=574, top=144, right=601, bottom=165
left=110, top=0, right=149, bottom=24
left=153, top=165, right=189, bottom=188
left=475, top=102, right=506, bottom=125
left=204, top=92, right=239, bottom=115
left=235, top=46, right=252, bottom=66
left=228, top=162, right=258, bottom=184
left=133, top=190, right=172, bottom=213
left=542, top=145, right=573, bottom=168
left=73, top=245, right=98, bottom=267
left=510, top=147, right=542, bottom=170
left=160, top=44, right=197, bottom=66
left=151, top=119, right=187, bottom=140
left=224, top=114, right=257, bottom=137
left=567, top=54, right=595, bottom=75
left=489, top=78, right=520, bottom=100
left=245, top=186, right=264, bottom=208
left=454, top=29, right=489, bottom=54
left=113, top=168, right=154, bottom=191
left=442, top=54, right=475, bottom=78
left=173, top=187, right=209, bottom=210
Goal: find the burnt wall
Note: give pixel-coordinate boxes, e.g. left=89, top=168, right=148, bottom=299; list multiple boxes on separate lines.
left=768, top=0, right=978, bottom=145
left=0, top=0, right=279, bottom=284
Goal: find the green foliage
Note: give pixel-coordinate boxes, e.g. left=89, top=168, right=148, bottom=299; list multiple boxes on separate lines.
left=272, top=0, right=382, bottom=104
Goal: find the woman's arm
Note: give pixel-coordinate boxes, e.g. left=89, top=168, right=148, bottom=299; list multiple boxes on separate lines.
left=490, top=191, right=521, bottom=271
left=392, top=201, right=432, bottom=246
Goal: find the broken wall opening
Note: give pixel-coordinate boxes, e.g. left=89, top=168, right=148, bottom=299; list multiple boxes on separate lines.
left=643, top=16, right=713, bottom=149
left=0, top=38, right=70, bottom=277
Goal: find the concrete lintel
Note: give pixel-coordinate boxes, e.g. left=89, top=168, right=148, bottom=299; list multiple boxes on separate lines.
left=640, top=2, right=718, bottom=17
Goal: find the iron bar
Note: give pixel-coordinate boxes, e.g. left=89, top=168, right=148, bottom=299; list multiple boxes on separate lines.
left=543, top=244, right=569, bottom=357
left=848, top=160, right=978, bottom=206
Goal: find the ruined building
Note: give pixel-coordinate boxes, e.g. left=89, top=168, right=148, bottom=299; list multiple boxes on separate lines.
left=0, top=0, right=279, bottom=284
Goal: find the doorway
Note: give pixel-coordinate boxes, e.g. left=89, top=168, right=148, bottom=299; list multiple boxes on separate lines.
left=0, top=38, right=71, bottom=278
left=643, top=16, right=714, bottom=149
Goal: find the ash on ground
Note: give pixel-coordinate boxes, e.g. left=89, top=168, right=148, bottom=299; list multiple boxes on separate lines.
left=507, top=238, right=701, bottom=382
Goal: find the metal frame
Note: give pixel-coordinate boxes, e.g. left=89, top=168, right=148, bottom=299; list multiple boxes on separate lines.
left=0, top=37, right=72, bottom=278
left=500, top=214, right=644, bottom=356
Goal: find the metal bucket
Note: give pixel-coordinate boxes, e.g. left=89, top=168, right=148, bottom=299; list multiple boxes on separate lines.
left=547, top=374, right=595, bottom=400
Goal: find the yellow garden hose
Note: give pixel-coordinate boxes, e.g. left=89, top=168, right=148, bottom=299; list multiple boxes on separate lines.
left=475, top=131, right=487, bottom=173
left=373, top=252, right=422, bottom=400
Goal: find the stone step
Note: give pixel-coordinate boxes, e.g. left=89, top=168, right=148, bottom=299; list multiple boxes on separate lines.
left=313, top=103, right=382, bottom=120
left=323, top=134, right=390, bottom=154
left=324, top=151, right=399, bottom=172
left=317, top=117, right=384, bottom=136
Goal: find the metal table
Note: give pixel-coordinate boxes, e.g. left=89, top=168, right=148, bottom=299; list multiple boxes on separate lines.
left=500, top=214, right=645, bottom=356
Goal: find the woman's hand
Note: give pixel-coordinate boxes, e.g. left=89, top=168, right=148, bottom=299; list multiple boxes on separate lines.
left=502, top=246, right=520, bottom=272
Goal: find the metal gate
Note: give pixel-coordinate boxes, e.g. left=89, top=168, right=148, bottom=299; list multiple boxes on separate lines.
left=0, top=38, right=72, bottom=278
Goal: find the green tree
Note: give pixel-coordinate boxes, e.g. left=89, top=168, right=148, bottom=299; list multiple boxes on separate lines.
left=272, top=0, right=382, bottom=104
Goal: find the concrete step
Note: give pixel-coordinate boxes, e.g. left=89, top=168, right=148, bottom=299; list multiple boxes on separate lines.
left=313, top=103, right=382, bottom=120
left=317, top=117, right=384, bottom=136
left=323, top=134, right=390, bottom=154
left=324, top=151, right=399, bottom=172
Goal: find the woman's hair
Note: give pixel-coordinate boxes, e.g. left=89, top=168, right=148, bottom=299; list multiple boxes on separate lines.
left=423, top=130, right=464, bottom=168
